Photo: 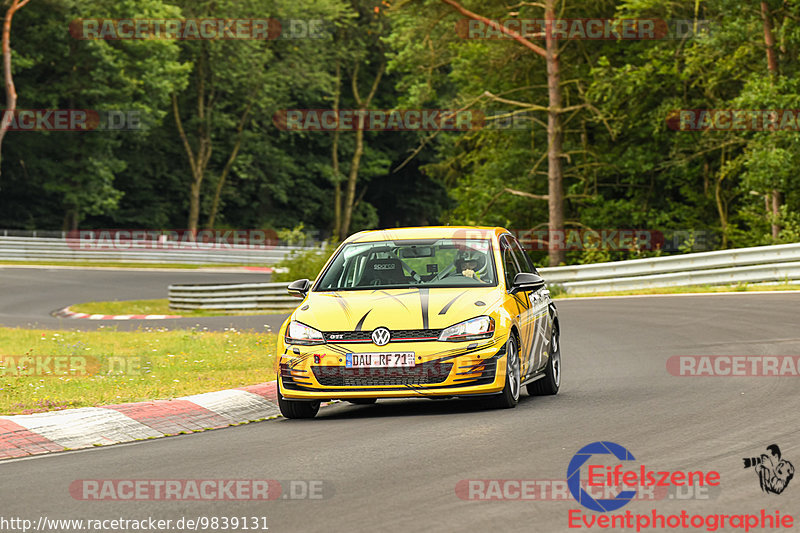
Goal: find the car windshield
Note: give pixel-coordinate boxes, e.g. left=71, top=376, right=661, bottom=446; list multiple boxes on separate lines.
left=315, top=238, right=497, bottom=291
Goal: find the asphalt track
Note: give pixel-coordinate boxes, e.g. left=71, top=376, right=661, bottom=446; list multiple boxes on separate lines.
left=2, top=291, right=799, bottom=532
left=0, top=267, right=289, bottom=332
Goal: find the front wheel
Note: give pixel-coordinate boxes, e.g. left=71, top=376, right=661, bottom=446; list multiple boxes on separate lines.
left=277, top=382, right=320, bottom=419
left=489, top=335, right=520, bottom=409
left=527, top=328, right=561, bottom=396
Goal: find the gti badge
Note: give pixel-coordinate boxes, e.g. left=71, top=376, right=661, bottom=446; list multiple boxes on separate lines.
left=371, top=327, right=391, bottom=346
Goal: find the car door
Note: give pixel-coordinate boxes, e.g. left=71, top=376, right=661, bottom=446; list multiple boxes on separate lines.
left=500, top=235, right=537, bottom=379
left=508, top=236, right=551, bottom=375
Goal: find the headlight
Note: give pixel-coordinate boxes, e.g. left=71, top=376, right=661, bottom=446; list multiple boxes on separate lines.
left=438, top=316, right=495, bottom=342
left=285, top=320, right=325, bottom=345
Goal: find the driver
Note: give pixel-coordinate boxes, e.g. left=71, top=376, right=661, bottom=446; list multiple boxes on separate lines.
left=454, top=249, right=487, bottom=280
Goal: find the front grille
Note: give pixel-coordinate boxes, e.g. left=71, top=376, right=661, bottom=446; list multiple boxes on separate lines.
left=312, top=362, right=453, bottom=386
left=323, top=328, right=442, bottom=343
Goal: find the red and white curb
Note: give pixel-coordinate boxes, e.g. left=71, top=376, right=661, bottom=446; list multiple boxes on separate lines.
left=0, top=382, right=280, bottom=460
left=54, top=307, right=183, bottom=320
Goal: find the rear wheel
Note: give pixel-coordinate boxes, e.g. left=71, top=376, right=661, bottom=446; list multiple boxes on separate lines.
left=490, top=335, right=520, bottom=409
left=346, top=398, right=377, bottom=405
left=527, top=328, right=561, bottom=396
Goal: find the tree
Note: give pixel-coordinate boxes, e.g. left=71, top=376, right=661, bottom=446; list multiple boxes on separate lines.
left=170, top=0, right=347, bottom=233
left=0, top=0, right=190, bottom=229
left=329, top=0, right=390, bottom=241
left=0, top=0, right=31, bottom=176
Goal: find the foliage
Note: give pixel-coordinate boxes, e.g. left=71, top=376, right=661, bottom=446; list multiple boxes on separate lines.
left=271, top=243, right=339, bottom=282
left=1, top=0, right=799, bottom=262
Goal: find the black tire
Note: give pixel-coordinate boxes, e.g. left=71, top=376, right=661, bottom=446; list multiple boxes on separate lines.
left=278, top=395, right=320, bottom=419
left=527, top=327, right=561, bottom=396
left=277, top=378, right=320, bottom=419
left=489, top=335, right=520, bottom=409
left=346, top=398, right=377, bottom=405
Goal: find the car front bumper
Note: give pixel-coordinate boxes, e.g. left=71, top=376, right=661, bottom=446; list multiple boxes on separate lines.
left=278, top=337, right=508, bottom=400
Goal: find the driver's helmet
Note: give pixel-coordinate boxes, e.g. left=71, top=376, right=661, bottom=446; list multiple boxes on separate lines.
left=454, top=248, right=487, bottom=272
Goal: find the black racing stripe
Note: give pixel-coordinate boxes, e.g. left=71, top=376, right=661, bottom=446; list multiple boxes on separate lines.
left=324, top=345, right=350, bottom=356
left=377, top=291, right=410, bottom=310
left=419, top=288, right=429, bottom=329
left=331, top=293, right=352, bottom=321
left=438, top=290, right=467, bottom=315
left=355, top=310, right=371, bottom=331
left=289, top=353, right=314, bottom=369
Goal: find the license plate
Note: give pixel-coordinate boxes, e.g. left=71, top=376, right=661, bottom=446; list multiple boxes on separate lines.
left=346, top=352, right=416, bottom=368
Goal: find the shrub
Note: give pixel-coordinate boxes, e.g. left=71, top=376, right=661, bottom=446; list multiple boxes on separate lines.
left=272, top=243, right=338, bottom=283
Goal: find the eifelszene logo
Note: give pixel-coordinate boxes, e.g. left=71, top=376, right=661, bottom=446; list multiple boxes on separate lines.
left=566, top=441, right=721, bottom=512
left=743, top=444, right=794, bottom=495
left=567, top=441, right=637, bottom=512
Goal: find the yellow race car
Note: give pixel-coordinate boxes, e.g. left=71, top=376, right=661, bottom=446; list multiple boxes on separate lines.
left=276, top=226, right=560, bottom=418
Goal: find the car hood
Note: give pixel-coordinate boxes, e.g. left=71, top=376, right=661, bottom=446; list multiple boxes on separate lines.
left=293, top=286, right=504, bottom=332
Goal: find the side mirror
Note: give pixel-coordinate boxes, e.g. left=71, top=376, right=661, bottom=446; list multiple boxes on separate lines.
left=511, top=272, right=545, bottom=294
left=287, top=279, right=311, bottom=298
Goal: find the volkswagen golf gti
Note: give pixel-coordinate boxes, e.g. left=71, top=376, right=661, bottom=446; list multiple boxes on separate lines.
left=276, top=226, right=561, bottom=418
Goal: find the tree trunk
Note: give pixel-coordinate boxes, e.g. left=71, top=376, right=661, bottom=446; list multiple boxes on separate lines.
left=714, top=150, right=728, bottom=248
left=771, top=189, right=781, bottom=240
left=340, top=123, right=364, bottom=240
left=761, top=2, right=779, bottom=74
left=0, top=0, right=31, bottom=177
left=207, top=94, right=255, bottom=229
left=62, top=208, right=78, bottom=232
left=332, top=59, right=342, bottom=239
left=441, top=0, right=564, bottom=265
left=545, top=0, right=565, bottom=266
left=189, top=179, right=201, bottom=234
left=761, top=1, right=781, bottom=239
left=337, top=60, right=384, bottom=241
left=172, top=75, right=213, bottom=236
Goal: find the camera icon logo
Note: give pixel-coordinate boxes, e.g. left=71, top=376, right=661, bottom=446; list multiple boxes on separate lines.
left=743, top=444, right=794, bottom=495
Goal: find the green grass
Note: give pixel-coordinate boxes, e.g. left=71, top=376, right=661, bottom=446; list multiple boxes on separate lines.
left=554, top=281, right=800, bottom=299
left=0, top=326, right=277, bottom=415
left=68, top=299, right=291, bottom=317
left=0, top=260, right=252, bottom=269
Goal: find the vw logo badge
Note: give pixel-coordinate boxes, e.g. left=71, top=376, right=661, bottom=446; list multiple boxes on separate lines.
left=371, top=327, right=391, bottom=346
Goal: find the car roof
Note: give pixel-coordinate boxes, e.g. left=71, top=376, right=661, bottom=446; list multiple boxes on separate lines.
left=345, top=226, right=510, bottom=243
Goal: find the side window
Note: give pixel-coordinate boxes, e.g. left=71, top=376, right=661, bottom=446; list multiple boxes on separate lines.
left=510, top=237, right=537, bottom=274
left=501, top=240, right=521, bottom=290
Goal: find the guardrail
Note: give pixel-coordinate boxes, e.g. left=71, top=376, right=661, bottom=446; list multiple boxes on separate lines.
left=538, top=242, right=800, bottom=294
left=0, top=236, right=316, bottom=265
left=167, top=242, right=800, bottom=310
left=169, top=282, right=302, bottom=310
